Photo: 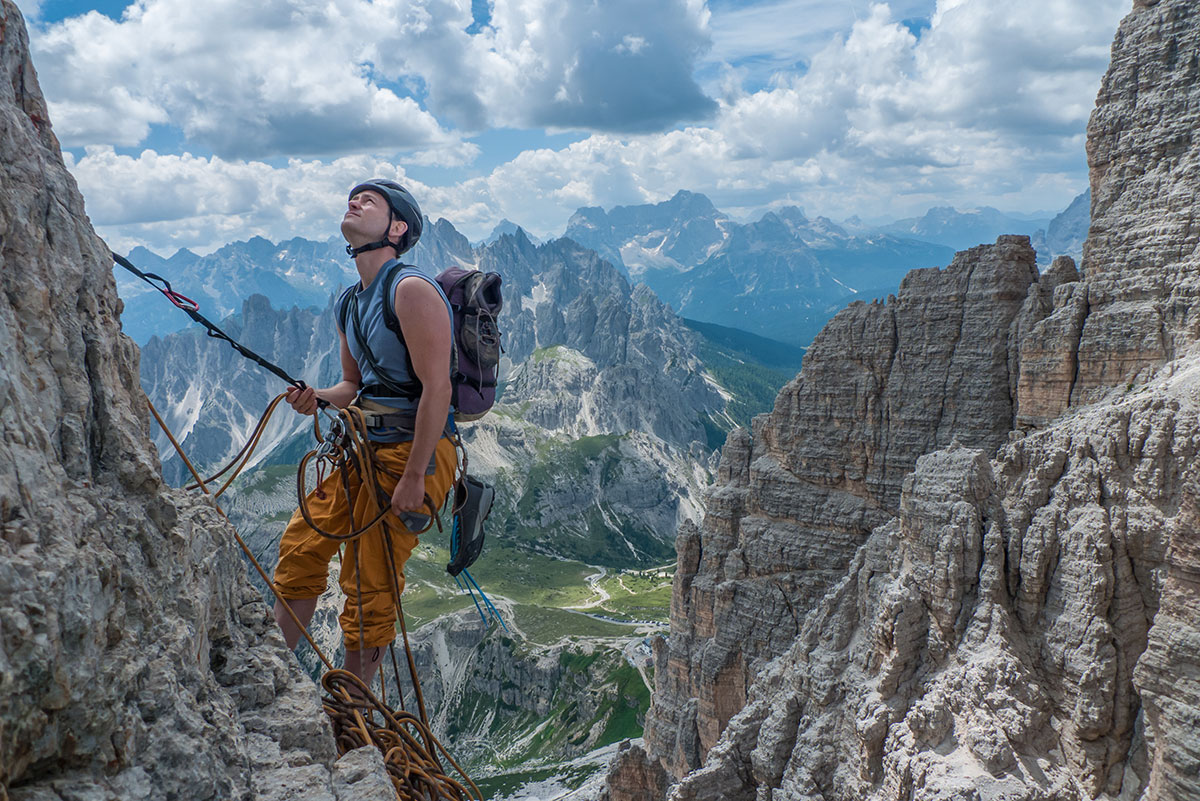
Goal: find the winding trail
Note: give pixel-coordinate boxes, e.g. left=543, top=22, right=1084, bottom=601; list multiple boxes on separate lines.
left=565, top=567, right=610, bottom=610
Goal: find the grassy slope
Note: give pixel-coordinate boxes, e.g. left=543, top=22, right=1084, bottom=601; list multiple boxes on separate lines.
left=682, top=317, right=804, bottom=447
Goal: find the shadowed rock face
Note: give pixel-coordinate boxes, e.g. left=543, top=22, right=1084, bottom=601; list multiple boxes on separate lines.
left=0, top=4, right=388, bottom=798
left=604, top=2, right=1200, bottom=800
left=1137, top=469, right=1200, bottom=800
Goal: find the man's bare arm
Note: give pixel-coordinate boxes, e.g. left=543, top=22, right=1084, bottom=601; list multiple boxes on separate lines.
left=390, top=277, right=453, bottom=515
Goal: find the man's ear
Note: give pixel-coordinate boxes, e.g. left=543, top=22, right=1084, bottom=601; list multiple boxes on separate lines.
left=390, top=219, right=408, bottom=244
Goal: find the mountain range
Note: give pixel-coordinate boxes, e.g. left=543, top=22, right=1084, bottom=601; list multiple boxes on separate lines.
left=130, top=214, right=792, bottom=787
left=563, top=191, right=956, bottom=346
left=118, top=189, right=1088, bottom=353
left=136, top=219, right=799, bottom=568
left=602, top=2, right=1200, bottom=799
left=873, top=204, right=1050, bottom=249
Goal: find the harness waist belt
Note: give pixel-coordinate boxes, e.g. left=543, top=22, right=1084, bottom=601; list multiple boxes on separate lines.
left=355, top=398, right=456, bottom=437
left=361, top=411, right=417, bottom=430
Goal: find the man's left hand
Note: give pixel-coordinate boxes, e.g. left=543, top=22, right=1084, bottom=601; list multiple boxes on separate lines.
left=391, top=472, right=427, bottom=517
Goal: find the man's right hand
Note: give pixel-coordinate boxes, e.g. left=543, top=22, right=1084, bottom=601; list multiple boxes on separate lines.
left=285, top=385, right=319, bottom=415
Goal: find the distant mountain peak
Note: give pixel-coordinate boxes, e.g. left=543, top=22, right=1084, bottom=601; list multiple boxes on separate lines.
left=485, top=218, right=542, bottom=246
left=880, top=204, right=1049, bottom=250
left=664, top=189, right=718, bottom=214
left=167, top=248, right=200, bottom=268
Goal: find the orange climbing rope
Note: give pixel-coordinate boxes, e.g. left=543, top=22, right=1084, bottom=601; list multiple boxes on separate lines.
left=147, top=395, right=482, bottom=801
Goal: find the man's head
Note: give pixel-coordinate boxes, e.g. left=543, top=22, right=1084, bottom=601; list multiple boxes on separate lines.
left=342, top=179, right=423, bottom=258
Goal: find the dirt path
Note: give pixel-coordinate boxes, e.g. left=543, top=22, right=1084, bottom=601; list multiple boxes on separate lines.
left=565, top=567, right=610, bottom=610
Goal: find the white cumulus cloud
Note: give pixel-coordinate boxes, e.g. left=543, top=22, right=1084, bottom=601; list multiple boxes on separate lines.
left=31, top=0, right=718, bottom=160
left=72, top=147, right=434, bottom=255
left=61, top=0, right=1132, bottom=257
left=32, top=0, right=458, bottom=158
left=432, top=0, right=1130, bottom=231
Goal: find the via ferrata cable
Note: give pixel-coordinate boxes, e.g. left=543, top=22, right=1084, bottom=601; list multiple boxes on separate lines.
left=112, top=252, right=327, bottom=407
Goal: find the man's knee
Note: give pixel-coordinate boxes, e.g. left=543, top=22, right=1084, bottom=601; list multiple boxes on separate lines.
left=275, top=506, right=346, bottom=598
left=338, top=589, right=399, bottom=649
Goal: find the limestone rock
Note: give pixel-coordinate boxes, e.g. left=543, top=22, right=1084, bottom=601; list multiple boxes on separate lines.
left=1072, top=0, right=1200, bottom=404
left=671, top=365, right=1200, bottom=799
left=1135, top=443, right=1200, bottom=800
left=331, top=747, right=396, bottom=801
left=610, top=3, right=1200, bottom=799
left=598, top=740, right=671, bottom=801
left=0, top=3, right=387, bottom=797
left=1013, top=257, right=1087, bottom=429
left=643, top=236, right=1041, bottom=779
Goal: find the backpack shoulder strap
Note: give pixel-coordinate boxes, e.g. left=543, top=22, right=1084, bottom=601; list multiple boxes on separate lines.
left=381, top=262, right=430, bottom=339
left=336, top=283, right=358, bottom=335
left=380, top=263, right=459, bottom=397
left=345, top=262, right=420, bottom=400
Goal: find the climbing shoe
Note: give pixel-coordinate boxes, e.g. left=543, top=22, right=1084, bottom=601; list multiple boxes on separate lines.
left=447, top=474, right=494, bottom=577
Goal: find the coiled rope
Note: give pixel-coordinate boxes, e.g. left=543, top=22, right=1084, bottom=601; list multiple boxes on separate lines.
left=147, top=395, right=482, bottom=801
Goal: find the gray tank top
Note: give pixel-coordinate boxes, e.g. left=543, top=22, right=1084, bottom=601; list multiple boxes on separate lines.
left=337, top=262, right=453, bottom=442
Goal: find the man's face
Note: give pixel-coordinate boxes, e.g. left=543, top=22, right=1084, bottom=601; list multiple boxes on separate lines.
left=342, top=189, right=404, bottom=246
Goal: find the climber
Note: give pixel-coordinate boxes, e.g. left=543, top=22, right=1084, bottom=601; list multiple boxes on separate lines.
left=270, top=179, right=457, bottom=688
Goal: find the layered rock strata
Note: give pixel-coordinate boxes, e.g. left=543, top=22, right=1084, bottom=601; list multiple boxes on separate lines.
left=671, top=366, right=1200, bottom=799
left=644, top=236, right=1041, bottom=778
left=0, top=3, right=387, bottom=798
left=1054, top=0, right=1200, bottom=407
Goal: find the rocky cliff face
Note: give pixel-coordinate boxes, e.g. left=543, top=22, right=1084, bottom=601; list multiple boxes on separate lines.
left=0, top=3, right=390, bottom=798
left=643, top=236, right=1041, bottom=778
left=1066, top=0, right=1200, bottom=407
left=669, top=377, right=1199, bottom=800
left=614, top=1, right=1200, bottom=799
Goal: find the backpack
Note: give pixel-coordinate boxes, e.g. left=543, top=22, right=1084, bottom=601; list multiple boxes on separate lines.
left=437, top=267, right=504, bottom=421
left=338, top=261, right=503, bottom=422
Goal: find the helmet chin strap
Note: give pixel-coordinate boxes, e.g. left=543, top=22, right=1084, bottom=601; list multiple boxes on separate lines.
left=345, top=239, right=398, bottom=258
left=346, top=211, right=403, bottom=258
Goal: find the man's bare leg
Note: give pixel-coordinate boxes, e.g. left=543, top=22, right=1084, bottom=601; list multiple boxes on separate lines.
left=274, top=597, right=319, bottom=650
left=344, top=645, right=387, bottom=692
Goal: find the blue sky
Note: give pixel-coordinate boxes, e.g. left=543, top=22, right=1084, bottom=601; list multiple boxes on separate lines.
left=18, top=0, right=1130, bottom=255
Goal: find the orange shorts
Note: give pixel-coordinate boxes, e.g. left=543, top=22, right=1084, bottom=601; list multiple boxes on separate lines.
left=273, top=437, right=458, bottom=649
